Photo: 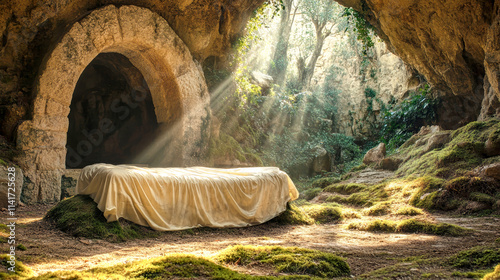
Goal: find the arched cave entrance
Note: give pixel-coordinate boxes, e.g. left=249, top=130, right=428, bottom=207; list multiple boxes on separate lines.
left=16, top=5, right=210, bottom=203
left=66, top=53, right=159, bottom=168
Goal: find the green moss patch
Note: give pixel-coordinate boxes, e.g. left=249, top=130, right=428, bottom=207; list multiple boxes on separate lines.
left=0, top=254, right=33, bottom=279
left=301, top=204, right=342, bottom=224
left=302, top=187, right=322, bottom=200
left=325, top=182, right=388, bottom=207
left=44, top=195, right=157, bottom=242
left=396, top=119, right=500, bottom=179
left=448, top=245, right=500, bottom=269
left=216, top=245, right=350, bottom=278
left=348, top=219, right=470, bottom=236
left=270, top=203, right=314, bottom=225
left=206, top=132, right=263, bottom=166
left=33, top=254, right=269, bottom=280
left=483, top=264, right=500, bottom=280
left=395, top=206, right=423, bottom=216
left=311, top=177, right=340, bottom=189
left=364, top=202, right=391, bottom=216
left=323, top=183, right=366, bottom=195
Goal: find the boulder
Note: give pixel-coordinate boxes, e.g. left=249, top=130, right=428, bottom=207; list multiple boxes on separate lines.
left=416, top=125, right=443, bottom=136
left=481, top=163, right=500, bottom=180
left=250, top=71, right=274, bottom=94
left=311, top=146, right=331, bottom=174
left=485, top=133, right=500, bottom=157
left=363, top=143, right=386, bottom=165
left=424, top=132, right=451, bottom=152
left=0, top=165, right=23, bottom=208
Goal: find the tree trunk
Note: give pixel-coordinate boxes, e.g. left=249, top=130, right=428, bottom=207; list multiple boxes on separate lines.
left=268, top=0, right=296, bottom=86
left=298, top=21, right=328, bottom=90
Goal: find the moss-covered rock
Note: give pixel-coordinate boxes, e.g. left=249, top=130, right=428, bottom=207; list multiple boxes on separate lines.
left=396, top=119, right=500, bottom=179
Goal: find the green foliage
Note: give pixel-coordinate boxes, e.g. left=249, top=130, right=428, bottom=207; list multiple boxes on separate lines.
left=325, top=183, right=388, bottom=207
left=380, top=84, right=440, bottom=151
left=44, top=195, right=156, bottom=242
left=217, top=245, right=351, bottom=278
left=364, top=87, right=377, bottom=98
left=342, top=7, right=375, bottom=56
left=409, top=176, right=445, bottom=210
left=448, top=245, right=500, bottom=269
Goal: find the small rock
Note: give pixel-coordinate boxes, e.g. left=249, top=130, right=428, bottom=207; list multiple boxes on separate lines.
left=480, top=163, right=500, bottom=180
left=424, top=132, right=450, bottom=152
left=79, top=239, right=93, bottom=245
left=379, top=157, right=402, bottom=171
left=250, top=71, right=273, bottom=93
left=416, top=125, right=443, bottom=136
left=363, top=143, right=386, bottom=165
left=485, top=137, right=500, bottom=157
left=460, top=201, right=490, bottom=213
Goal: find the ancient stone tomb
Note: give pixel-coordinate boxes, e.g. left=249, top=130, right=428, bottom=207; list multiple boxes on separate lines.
left=16, top=5, right=210, bottom=203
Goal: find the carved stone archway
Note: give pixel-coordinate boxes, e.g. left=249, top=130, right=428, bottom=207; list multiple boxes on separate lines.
left=16, top=5, right=210, bottom=203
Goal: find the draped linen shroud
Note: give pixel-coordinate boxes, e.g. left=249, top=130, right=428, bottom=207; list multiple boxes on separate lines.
left=76, top=164, right=299, bottom=231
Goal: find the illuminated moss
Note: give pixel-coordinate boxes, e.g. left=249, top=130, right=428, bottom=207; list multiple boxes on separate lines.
left=216, top=245, right=350, bottom=278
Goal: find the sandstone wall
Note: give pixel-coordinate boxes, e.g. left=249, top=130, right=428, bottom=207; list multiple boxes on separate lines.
left=0, top=0, right=264, bottom=140
left=334, top=0, right=500, bottom=126
left=312, top=34, right=415, bottom=139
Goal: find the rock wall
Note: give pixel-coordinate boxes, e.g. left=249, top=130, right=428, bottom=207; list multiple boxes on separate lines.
left=12, top=5, right=212, bottom=203
left=0, top=0, right=264, bottom=140
left=334, top=0, right=500, bottom=127
left=312, top=34, right=415, bottom=139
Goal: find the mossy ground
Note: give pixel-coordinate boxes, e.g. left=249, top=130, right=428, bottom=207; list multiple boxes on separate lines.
left=44, top=195, right=158, bottom=242
left=14, top=247, right=349, bottom=280
left=0, top=254, right=34, bottom=279
left=483, top=264, right=500, bottom=280
left=216, top=245, right=350, bottom=278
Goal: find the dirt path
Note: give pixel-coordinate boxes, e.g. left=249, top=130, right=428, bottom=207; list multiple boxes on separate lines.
left=2, top=204, right=499, bottom=278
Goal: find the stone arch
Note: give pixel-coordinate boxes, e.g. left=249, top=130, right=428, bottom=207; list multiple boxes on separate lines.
left=16, top=5, right=210, bottom=203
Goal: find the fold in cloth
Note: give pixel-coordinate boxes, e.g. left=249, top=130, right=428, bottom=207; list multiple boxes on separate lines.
left=76, top=164, right=299, bottom=231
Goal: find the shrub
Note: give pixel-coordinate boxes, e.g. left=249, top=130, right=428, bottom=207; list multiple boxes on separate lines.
left=380, top=84, right=439, bottom=151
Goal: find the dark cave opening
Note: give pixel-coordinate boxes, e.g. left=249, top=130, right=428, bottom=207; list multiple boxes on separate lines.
left=66, top=52, right=159, bottom=168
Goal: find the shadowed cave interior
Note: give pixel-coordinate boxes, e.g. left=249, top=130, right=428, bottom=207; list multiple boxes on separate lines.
left=66, top=52, right=159, bottom=168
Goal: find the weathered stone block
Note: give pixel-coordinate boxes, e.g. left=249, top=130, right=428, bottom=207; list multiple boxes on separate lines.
left=0, top=166, right=23, bottom=208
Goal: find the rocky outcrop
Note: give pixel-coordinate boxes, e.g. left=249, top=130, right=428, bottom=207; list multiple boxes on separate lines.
left=334, top=0, right=500, bottom=126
